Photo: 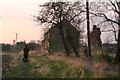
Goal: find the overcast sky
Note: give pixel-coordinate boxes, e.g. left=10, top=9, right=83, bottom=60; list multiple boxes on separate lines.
left=0, top=0, right=48, bottom=44
left=0, top=0, right=117, bottom=44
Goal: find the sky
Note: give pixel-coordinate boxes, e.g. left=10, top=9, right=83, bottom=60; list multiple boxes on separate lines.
left=0, top=0, right=117, bottom=44
left=0, top=0, right=50, bottom=44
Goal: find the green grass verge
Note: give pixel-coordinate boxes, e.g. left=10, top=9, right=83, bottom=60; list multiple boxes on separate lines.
left=2, top=54, right=118, bottom=78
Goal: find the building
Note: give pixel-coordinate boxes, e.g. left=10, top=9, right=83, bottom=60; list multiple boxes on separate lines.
left=40, top=19, right=80, bottom=55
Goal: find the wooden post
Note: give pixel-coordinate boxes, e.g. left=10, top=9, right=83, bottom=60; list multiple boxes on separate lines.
left=86, top=0, right=92, bottom=57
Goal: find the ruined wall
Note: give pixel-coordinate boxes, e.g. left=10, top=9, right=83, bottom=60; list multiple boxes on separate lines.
left=49, top=26, right=65, bottom=53
left=40, top=19, right=80, bottom=54
left=90, top=25, right=102, bottom=48
left=40, top=32, right=50, bottom=55
left=61, top=19, right=80, bottom=53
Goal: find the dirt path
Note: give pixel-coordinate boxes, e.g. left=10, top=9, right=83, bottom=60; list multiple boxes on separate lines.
left=2, top=53, right=34, bottom=78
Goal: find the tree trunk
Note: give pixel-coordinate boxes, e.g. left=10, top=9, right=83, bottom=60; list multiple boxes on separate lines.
left=114, top=29, right=120, bottom=63
left=114, top=1, right=120, bottom=63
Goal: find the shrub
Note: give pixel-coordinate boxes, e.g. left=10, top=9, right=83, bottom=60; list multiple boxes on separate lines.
left=95, top=53, right=114, bottom=63
left=102, top=46, right=116, bottom=54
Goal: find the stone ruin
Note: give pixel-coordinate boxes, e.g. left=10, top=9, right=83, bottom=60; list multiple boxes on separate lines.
left=40, top=19, right=80, bottom=55
left=90, top=25, right=102, bottom=49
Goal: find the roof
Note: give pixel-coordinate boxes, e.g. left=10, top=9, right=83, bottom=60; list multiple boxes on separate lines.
left=46, top=19, right=79, bottom=32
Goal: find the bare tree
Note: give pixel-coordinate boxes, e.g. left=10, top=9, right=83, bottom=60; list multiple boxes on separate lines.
left=34, top=1, right=85, bottom=57
left=89, top=0, right=120, bottom=63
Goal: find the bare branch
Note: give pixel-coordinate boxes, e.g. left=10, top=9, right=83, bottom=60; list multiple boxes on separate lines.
left=88, top=10, right=119, bottom=25
left=101, top=30, right=116, bottom=32
left=96, top=13, right=119, bottom=25
left=96, top=20, right=108, bottom=26
left=109, top=0, right=120, bottom=15
left=70, top=10, right=85, bottom=22
left=109, top=0, right=117, bottom=10
left=111, top=22, right=118, bottom=41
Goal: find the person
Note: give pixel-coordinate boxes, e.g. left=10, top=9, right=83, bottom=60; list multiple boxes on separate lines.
left=23, top=44, right=29, bottom=62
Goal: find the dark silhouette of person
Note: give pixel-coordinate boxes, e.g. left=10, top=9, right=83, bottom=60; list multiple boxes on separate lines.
left=23, top=44, right=29, bottom=62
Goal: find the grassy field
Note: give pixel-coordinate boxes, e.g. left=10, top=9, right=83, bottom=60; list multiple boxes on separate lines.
left=2, top=53, right=119, bottom=78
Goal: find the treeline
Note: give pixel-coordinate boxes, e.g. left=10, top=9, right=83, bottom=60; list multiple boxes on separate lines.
left=0, top=41, right=41, bottom=53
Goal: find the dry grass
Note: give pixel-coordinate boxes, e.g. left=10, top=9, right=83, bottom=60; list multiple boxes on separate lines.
left=30, top=58, right=37, bottom=63
left=38, top=64, right=50, bottom=74
left=47, top=52, right=118, bottom=77
left=16, top=51, right=119, bottom=77
left=2, top=50, right=119, bottom=78
left=93, top=61, right=109, bottom=73
left=48, top=53, right=93, bottom=70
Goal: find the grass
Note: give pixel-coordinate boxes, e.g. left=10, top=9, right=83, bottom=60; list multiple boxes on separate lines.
left=104, top=74, right=119, bottom=78
left=93, top=53, right=114, bottom=63
left=3, top=54, right=83, bottom=78
left=83, top=69, right=93, bottom=78
left=2, top=54, right=119, bottom=78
